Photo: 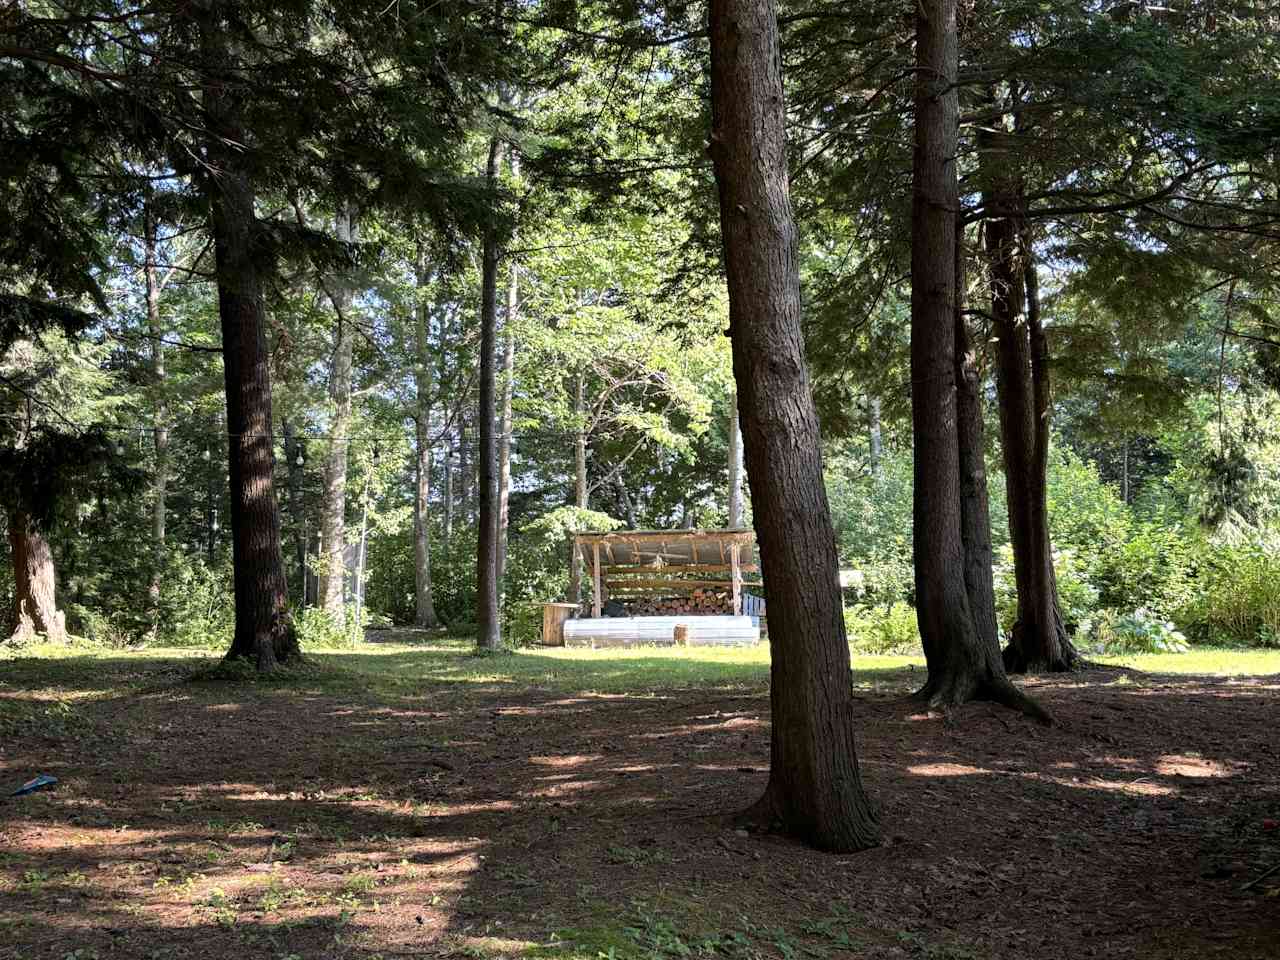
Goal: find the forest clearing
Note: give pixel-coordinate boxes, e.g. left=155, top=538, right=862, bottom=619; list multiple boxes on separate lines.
left=2, top=638, right=1279, bottom=960
left=5, top=0, right=1280, bottom=957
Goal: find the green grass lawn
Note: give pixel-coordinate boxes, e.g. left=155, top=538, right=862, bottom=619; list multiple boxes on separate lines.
left=1093, top=647, right=1280, bottom=674
left=4, top=635, right=1277, bottom=707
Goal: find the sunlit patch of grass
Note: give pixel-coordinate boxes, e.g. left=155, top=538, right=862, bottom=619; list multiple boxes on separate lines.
left=1096, top=647, right=1280, bottom=675
left=310, top=640, right=924, bottom=697
left=2, top=638, right=1275, bottom=717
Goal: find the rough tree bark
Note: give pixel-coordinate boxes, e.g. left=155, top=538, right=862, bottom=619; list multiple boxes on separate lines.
left=997, top=248, right=1077, bottom=672
left=198, top=3, right=299, bottom=669
left=975, top=85, right=1076, bottom=674
left=319, top=205, right=357, bottom=619
left=475, top=136, right=502, bottom=650
left=7, top=510, right=66, bottom=643
left=727, top=388, right=744, bottom=527
left=953, top=231, right=1000, bottom=650
left=413, top=243, right=440, bottom=628
left=708, top=0, right=879, bottom=852
left=496, top=155, right=519, bottom=590
left=909, top=0, right=1048, bottom=718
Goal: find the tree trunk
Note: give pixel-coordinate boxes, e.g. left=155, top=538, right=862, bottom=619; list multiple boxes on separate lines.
left=567, top=370, right=587, bottom=606
left=997, top=249, right=1077, bottom=672
left=496, top=173, right=518, bottom=591
left=1120, top=435, right=1129, bottom=503
left=144, top=202, right=167, bottom=633
left=413, top=244, right=440, bottom=628
left=613, top=474, right=639, bottom=529
left=198, top=5, right=298, bottom=669
left=442, top=435, right=455, bottom=545
left=708, top=0, right=879, bottom=853
left=282, top=418, right=308, bottom=600
left=727, top=388, right=744, bottom=527
left=438, top=300, right=456, bottom=551
left=319, top=205, right=357, bottom=619
left=475, top=137, right=502, bottom=651
left=867, top=396, right=882, bottom=477
left=458, top=411, right=472, bottom=523
left=909, top=0, right=1048, bottom=718
left=953, top=232, right=1000, bottom=649
left=7, top=510, right=66, bottom=643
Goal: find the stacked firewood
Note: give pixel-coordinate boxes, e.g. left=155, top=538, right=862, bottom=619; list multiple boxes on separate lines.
left=623, top=589, right=734, bottom=616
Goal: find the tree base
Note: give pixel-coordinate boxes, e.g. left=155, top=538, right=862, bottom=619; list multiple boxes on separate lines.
left=914, top=672, right=1053, bottom=726
left=1002, top=633, right=1081, bottom=675
left=224, top=619, right=302, bottom=673
left=7, top=604, right=67, bottom=646
left=732, top=777, right=881, bottom=853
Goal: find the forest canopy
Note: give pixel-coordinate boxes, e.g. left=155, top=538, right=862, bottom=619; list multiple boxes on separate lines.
left=3, top=0, right=1275, bottom=662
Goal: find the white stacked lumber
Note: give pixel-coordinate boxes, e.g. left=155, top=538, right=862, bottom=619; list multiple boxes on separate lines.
left=562, top=615, right=759, bottom=647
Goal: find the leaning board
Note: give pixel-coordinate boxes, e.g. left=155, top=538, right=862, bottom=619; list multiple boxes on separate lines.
left=562, top=615, right=760, bottom=647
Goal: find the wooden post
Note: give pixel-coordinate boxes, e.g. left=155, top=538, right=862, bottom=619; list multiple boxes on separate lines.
left=542, top=602, right=577, bottom=646
left=731, top=543, right=742, bottom=615
left=592, top=542, right=602, bottom=618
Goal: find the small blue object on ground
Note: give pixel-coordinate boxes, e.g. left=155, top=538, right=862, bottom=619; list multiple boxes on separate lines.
left=10, top=775, right=58, bottom=797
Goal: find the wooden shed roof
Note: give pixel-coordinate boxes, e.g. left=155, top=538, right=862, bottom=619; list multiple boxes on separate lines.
left=573, top=528, right=756, bottom=568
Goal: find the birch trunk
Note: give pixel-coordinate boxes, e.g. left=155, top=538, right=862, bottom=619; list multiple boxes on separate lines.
left=868, top=397, right=882, bottom=476
left=727, top=388, right=744, bottom=527
left=413, top=243, right=439, bottom=628
left=319, top=205, right=357, bottom=619
left=568, top=370, right=587, bottom=606
left=282, top=418, right=307, bottom=600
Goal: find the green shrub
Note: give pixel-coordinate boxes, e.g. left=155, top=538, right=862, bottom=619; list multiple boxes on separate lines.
left=1087, top=607, right=1189, bottom=654
left=64, top=605, right=136, bottom=648
left=1092, top=522, right=1196, bottom=618
left=295, top=604, right=363, bottom=649
left=364, top=524, right=479, bottom=627
left=827, top=449, right=916, bottom=605
left=500, top=506, right=621, bottom=645
left=1045, top=447, right=1131, bottom=553
left=1177, top=543, right=1280, bottom=645
left=994, top=545, right=1099, bottom=637
left=160, top=556, right=235, bottom=648
left=844, top=602, right=921, bottom=654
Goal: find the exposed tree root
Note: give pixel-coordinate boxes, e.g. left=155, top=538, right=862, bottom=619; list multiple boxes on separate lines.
left=913, top=673, right=1054, bottom=726
left=1002, top=637, right=1082, bottom=675
left=1003, top=612, right=1082, bottom=675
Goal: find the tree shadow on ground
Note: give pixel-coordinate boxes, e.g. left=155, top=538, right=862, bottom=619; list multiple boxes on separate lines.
left=1, top=649, right=1277, bottom=959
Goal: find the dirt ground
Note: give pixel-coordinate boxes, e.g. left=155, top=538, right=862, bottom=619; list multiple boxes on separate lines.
left=1, top=651, right=1278, bottom=959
